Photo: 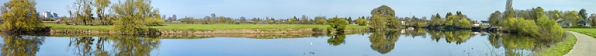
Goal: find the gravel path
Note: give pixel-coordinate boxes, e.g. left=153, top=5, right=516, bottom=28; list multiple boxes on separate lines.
left=564, top=31, right=596, bottom=56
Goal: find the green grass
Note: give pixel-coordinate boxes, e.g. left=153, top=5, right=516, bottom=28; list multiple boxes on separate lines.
left=45, top=23, right=112, bottom=31
left=537, top=33, right=577, bottom=56
left=564, top=28, right=596, bottom=38
left=45, top=23, right=369, bottom=31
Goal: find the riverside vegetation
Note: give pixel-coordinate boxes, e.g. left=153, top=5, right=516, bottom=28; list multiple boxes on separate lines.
left=0, top=0, right=590, bottom=55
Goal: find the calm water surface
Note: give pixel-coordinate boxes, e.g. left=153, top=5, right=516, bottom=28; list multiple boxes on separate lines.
left=0, top=29, right=550, bottom=56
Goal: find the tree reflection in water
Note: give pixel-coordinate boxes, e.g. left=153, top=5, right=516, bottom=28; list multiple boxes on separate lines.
left=68, top=36, right=160, bottom=56
left=423, top=30, right=473, bottom=45
left=327, top=33, right=346, bottom=46
left=0, top=35, right=45, bottom=56
left=488, top=34, right=553, bottom=56
left=369, top=31, right=400, bottom=54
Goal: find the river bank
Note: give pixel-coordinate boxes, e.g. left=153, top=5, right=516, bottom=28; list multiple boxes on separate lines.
left=44, top=24, right=369, bottom=35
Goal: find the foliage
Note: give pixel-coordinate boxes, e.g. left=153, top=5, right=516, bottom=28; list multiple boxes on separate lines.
left=0, top=0, right=45, bottom=32
left=456, top=18, right=471, bottom=28
left=369, top=5, right=400, bottom=31
left=537, top=15, right=565, bottom=41
left=579, top=9, right=587, bottom=19
left=428, top=13, right=445, bottom=27
left=288, top=18, right=297, bottom=24
left=328, top=17, right=349, bottom=32
left=355, top=17, right=367, bottom=26
left=71, top=0, right=95, bottom=25
left=563, top=11, right=583, bottom=26
left=94, top=0, right=111, bottom=25
left=47, top=24, right=369, bottom=31
left=370, top=5, right=395, bottom=16
left=145, top=17, right=165, bottom=26
left=314, top=16, right=327, bottom=25
left=445, top=15, right=469, bottom=28
left=489, top=11, right=502, bottom=26
left=370, top=14, right=387, bottom=30
left=110, top=0, right=159, bottom=34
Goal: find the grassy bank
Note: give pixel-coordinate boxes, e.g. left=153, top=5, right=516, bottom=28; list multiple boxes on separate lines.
left=537, top=32, right=577, bottom=56
left=45, top=23, right=369, bottom=33
left=564, top=28, right=596, bottom=38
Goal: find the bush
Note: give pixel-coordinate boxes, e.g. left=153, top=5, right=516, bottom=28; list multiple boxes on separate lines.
left=145, top=17, right=165, bottom=26
left=356, top=18, right=367, bottom=26
left=327, top=27, right=335, bottom=33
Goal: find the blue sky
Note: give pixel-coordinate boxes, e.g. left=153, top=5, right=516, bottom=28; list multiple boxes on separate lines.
left=2, top=0, right=595, bottom=20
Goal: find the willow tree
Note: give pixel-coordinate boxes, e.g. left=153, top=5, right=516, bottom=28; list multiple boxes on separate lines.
left=0, top=0, right=44, bottom=32
left=111, top=0, right=160, bottom=34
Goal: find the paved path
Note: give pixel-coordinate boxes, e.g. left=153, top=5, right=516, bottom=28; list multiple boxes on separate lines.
left=564, top=31, right=596, bottom=56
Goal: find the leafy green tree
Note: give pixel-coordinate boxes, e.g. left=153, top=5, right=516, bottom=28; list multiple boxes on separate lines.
left=456, top=18, right=471, bottom=28
left=370, top=14, right=387, bottom=30
left=94, top=0, right=110, bottom=25
left=145, top=17, right=164, bottom=26
left=534, top=7, right=544, bottom=19
left=370, top=5, right=399, bottom=30
left=503, top=18, right=519, bottom=31
left=579, top=8, right=587, bottom=19
left=386, top=16, right=401, bottom=29
left=435, top=13, right=441, bottom=19
left=591, top=14, right=596, bottom=26
left=489, top=11, right=502, bottom=26
left=328, top=17, right=349, bottom=32
left=563, top=11, right=583, bottom=26
left=71, top=0, right=94, bottom=25
left=301, top=15, right=309, bottom=24
left=446, top=12, right=453, bottom=18
left=370, top=5, right=395, bottom=16
left=1, top=0, right=45, bottom=32
left=110, top=0, right=159, bottom=34
left=355, top=17, right=367, bottom=26
left=288, top=18, right=297, bottom=24
left=536, top=15, right=564, bottom=41
left=445, top=15, right=460, bottom=26
left=314, top=16, right=327, bottom=25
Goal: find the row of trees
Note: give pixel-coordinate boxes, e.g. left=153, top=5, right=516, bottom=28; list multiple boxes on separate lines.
left=61, top=0, right=164, bottom=26
left=490, top=6, right=565, bottom=42
left=369, top=5, right=475, bottom=31
left=489, top=7, right=595, bottom=27
left=175, top=14, right=367, bottom=25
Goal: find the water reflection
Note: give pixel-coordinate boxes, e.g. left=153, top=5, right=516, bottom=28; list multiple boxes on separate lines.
left=327, top=33, right=346, bottom=46
left=369, top=31, right=400, bottom=54
left=0, top=35, right=45, bottom=56
left=423, top=30, right=473, bottom=44
left=0, top=29, right=562, bottom=56
left=68, top=36, right=160, bottom=56
left=489, top=34, right=552, bottom=56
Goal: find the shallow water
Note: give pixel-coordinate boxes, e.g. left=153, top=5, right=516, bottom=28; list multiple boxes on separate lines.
left=0, top=29, right=549, bottom=56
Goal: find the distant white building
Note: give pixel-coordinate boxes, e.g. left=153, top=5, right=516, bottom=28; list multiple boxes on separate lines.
left=42, top=10, right=59, bottom=21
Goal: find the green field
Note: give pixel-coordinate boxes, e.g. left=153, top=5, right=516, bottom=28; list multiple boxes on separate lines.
left=565, top=28, right=596, bottom=38
left=45, top=23, right=369, bottom=31
left=537, top=32, right=577, bottom=56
